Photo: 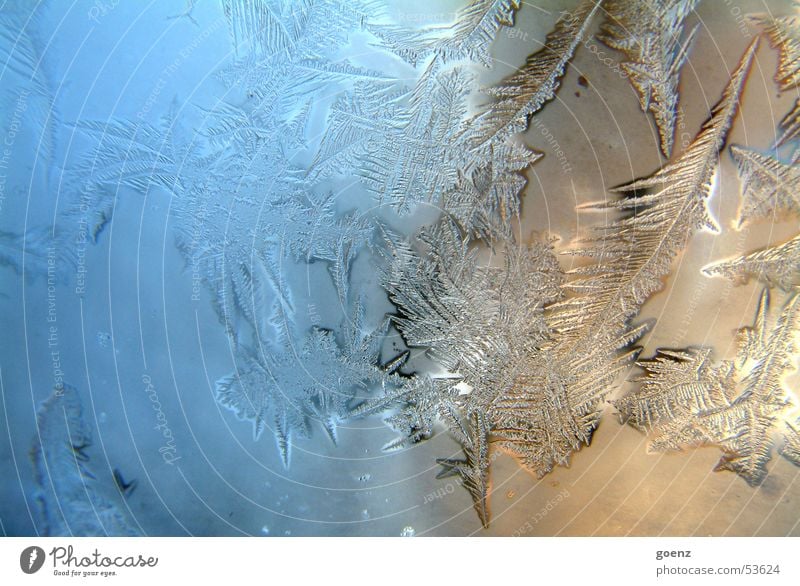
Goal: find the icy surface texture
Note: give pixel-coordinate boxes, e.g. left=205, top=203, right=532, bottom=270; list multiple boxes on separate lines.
left=5, top=0, right=800, bottom=533
left=617, top=289, right=800, bottom=486
left=30, top=385, right=139, bottom=536
left=599, top=0, right=700, bottom=157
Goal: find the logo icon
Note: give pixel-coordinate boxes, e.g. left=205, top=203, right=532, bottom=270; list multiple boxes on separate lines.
left=20, top=546, right=45, bottom=574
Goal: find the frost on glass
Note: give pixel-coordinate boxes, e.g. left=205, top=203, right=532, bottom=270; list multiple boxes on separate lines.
left=467, top=0, right=600, bottom=155
left=730, top=145, right=800, bottom=224
left=617, top=289, right=800, bottom=486
left=367, top=0, right=520, bottom=68
left=30, top=385, right=139, bottom=536
left=599, top=0, right=699, bottom=157
left=216, top=298, right=396, bottom=467
left=751, top=8, right=800, bottom=146
left=703, top=144, right=800, bottom=292
left=704, top=234, right=800, bottom=292
left=12, top=0, right=799, bottom=534
left=71, top=0, right=401, bottom=466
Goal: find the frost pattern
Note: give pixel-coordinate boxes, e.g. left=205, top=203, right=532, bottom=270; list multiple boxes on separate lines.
left=45, top=0, right=787, bottom=531
left=468, top=0, right=601, bottom=155
left=30, top=385, right=139, bottom=536
left=366, top=220, right=562, bottom=525
left=617, top=289, right=800, bottom=485
left=782, top=418, right=800, bottom=466
left=0, top=3, right=67, bottom=275
left=702, top=145, right=800, bottom=293
left=599, top=0, right=700, bottom=157
left=516, top=38, right=760, bottom=476
left=68, top=0, right=404, bottom=464
left=751, top=10, right=800, bottom=146
left=217, top=300, right=394, bottom=466
left=703, top=234, right=800, bottom=292
left=346, top=2, right=607, bottom=525
left=0, top=3, right=59, bottom=182
left=357, top=21, right=757, bottom=527
left=311, top=69, right=480, bottom=215
left=367, top=0, right=520, bottom=68
left=730, top=145, right=800, bottom=225
left=553, top=37, right=757, bottom=348
left=308, top=0, right=594, bottom=230
left=436, top=411, right=492, bottom=528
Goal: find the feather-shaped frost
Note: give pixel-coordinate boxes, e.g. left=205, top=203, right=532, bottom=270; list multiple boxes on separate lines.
left=599, top=0, right=700, bottom=157
left=467, top=0, right=602, bottom=153
left=782, top=418, right=800, bottom=466
left=30, top=385, right=139, bottom=536
left=367, top=0, right=520, bottom=68
left=730, top=145, right=800, bottom=225
left=217, top=303, right=393, bottom=466
left=436, top=411, right=493, bottom=528
left=373, top=219, right=564, bottom=517
left=750, top=9, right=800, bottom=145
left=486, top=37, right=757, bottom=481
left=617, top=289, right=800, bottom=486
left=703, top=145, right=800, bottom=293
left=554, top=38, right=757, bottom=347
left=703, top=234, right=800, bottom=292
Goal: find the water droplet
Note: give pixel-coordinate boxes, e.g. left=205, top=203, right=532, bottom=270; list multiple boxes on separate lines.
left=96, top=331, right=111, bottom=348
left=357, top=473, right=371, bottom=483
left=506, top=489, right=516, bottom=499
left=261, top=525, right=270, bottom=535
left=284, top=530, right=291, bottom=536
left=361, top=509, right=370, bottom=520
left=400, top=526, right=415, bottom=537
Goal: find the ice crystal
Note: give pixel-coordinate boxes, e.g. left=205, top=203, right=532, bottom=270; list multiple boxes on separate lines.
left=599, top=0, right=699, bottom=157
left=367, top=219, right=562, bottom=519
left=782, top=418, right=800, bottom=466
left=704, top=145, right=800, bottom=293
left=309, top=33, right=542, bottom=222
left=556, top=39, right=756, bottom=340
left=217, top=300, right=395, bottom=466
left=312, top=70, right=475, bottom=214
left=30, top=385, right=139, bottom=536
left=221, top=0, right=377, bottom=61
left=467, top=0, right=601, bottom=155
left=703, top=234, right=800, bottom=292
left=0, top=227, right=55, bottom=277
left=175, top=185, right=374, bottom=340
left=527, top=38, right=759, bottom=472
left=0, top=3, right=59, bottom=185
left=436, top=411, right=492, bottom=528
left=0, top=5, right=69, bottom=276
left=367, top=0, right=520, bottom=68
left=729, top=145, right=800, bottom=225
left=383, top=221, right=561, bottom=377
left=617, top=288, right=800, bottom=486
left=51, top=0, right=782, bottom=531
left=75, top=118, right=185, bottom=197
left=356, top=32, right=757, bottom=526
left=440, top=156, right=536, bottom=241
left=69, top=1, right=402, bottom=460
left=312, top=0, right=578, bottom=222
left=751, top=9, right=800, bottom=145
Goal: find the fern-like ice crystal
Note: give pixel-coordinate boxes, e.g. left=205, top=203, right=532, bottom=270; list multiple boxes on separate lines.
left=600, top=0, right=700, bottom=157
left=617, top=289, right=800, bottom=485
